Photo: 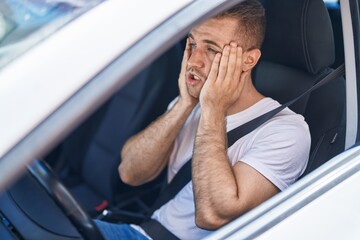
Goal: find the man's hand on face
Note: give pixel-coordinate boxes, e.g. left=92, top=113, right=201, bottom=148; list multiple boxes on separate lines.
left=178, top=38, right=199, bottom=108
left=200, top=42, right=249, bottom=115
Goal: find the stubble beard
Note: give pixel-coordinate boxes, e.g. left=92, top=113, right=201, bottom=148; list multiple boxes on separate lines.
left=186, top=83, right=202, bottom=99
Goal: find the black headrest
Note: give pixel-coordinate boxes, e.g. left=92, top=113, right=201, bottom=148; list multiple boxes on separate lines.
left=261, top=0, right=335, bottom=74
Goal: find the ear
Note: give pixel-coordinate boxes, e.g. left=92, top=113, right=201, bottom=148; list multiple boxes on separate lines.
left=242, top=49, right=261, bottom=72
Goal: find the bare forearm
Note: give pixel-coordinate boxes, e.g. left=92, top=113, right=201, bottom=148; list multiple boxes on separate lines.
left=192, top=109, right=239, bottom=229
left=120, top=99, right=195, bottom=186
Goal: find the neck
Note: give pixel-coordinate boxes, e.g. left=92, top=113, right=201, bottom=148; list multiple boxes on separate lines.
left=226, top=78, right=265, bottom=116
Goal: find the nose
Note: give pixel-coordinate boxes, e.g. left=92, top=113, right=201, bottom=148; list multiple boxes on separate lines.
left=187, top=48, right=205, bottom=69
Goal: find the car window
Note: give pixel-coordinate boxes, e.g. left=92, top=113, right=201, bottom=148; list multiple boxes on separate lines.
left=323, top=0, right=339, bottom=3
left=0, top=0, right=104, bottom=70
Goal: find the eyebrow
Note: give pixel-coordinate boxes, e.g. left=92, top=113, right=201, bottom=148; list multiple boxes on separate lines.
left=188, top=33, right=222, bottom=50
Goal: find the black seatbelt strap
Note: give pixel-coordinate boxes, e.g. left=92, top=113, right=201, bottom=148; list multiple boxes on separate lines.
left=140, top=219, right=179, bottom=240
left=228, top=64, right=345, bottom=142
left=147, top=155, right=192, bottom=216
left=141, top=64, right=345, bottom=240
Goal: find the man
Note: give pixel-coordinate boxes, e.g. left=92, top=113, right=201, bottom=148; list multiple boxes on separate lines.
left=96, top=0, right=310, bottom=239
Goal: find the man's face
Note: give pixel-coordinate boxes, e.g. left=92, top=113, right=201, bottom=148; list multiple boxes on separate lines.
left=186, top=17, right=240, bottom=98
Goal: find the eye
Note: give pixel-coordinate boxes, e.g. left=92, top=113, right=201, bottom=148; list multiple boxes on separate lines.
left=207, top=47, right=218, bottom=54
left=189, top=42, right=196, bottom=50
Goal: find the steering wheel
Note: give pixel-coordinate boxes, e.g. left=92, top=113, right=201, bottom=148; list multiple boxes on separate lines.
left=27, top=160, right=105, bottom=240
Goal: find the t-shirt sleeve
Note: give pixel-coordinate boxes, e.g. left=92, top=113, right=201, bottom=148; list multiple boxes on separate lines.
left=239, top=117, right=311, bottom=191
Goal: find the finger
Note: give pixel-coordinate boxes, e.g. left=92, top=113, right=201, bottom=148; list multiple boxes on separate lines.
left=233, top=47, right=243, bottom=83
left=217, top=45, right=230, bottom=82
left=179, top=39, right=191, bottom=82
left=225, top=42, right=238, bottom=83
left=182, top=38, right=191, bottom=65
left=207, top=53, right=221, bottom=82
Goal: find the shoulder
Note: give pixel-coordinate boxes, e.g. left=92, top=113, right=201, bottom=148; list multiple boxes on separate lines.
left=251, top=110, right=310, bottom=155
left=257, top=98, right=309, bottom=138
left=230, top=99, right=311, bottom=189
left=267, top=107, right=310, bottom=138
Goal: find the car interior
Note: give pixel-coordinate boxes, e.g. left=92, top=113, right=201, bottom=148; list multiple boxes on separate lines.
left=0, top=0, right=346, bottom=239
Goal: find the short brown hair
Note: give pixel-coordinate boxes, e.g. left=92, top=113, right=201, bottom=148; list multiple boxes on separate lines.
left=215, top=0, right=266, bottom=50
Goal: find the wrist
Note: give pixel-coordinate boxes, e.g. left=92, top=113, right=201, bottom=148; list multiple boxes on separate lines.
left=201, top=103, right=227, bottom=118
left=167, top=97, right=197, bottom=123
left=177, top=97, right=197, bottom=112
left=198, top=106, right=227, bottom=143
left=201, top=107, right=226, bottom=127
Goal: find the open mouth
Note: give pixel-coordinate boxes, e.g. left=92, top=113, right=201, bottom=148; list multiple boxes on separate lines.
left=187, top=73, right=202, bottom=85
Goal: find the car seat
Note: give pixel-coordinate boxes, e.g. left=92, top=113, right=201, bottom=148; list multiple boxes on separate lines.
left=46, top=44, right=182, bottom=216
left=325, top=0, right=344, bottom=69
left=254, top=0, right=346, bottom=176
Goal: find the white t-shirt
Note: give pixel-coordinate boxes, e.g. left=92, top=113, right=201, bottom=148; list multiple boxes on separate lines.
left=147, top=97, right=310, bottom=239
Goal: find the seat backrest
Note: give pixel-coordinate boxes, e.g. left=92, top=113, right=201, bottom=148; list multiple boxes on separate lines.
left=326, top=1, right=344, bottom=68
left=81, top=44, right=182, bottom=201
left=254, top=0, right=346, bottom=175
left=55, top=44, right=182, bottom=204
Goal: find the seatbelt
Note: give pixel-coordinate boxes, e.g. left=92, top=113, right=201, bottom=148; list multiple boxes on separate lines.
left=228, top=64, right=345, bottom=142
left=140, top=219, right=179, bottom=240
left=141, top=64, right=345, bottom=239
